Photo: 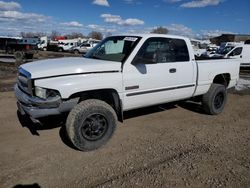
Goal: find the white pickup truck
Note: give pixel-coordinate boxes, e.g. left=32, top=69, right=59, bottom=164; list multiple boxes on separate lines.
left=15, top=34, right=240, bottom=151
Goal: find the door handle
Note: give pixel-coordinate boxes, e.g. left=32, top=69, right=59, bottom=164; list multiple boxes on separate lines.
left=169, top=68, right=176, bottom=73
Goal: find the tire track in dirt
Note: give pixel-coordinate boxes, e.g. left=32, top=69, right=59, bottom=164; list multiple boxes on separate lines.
left=86, top=145, right=211, bottom=188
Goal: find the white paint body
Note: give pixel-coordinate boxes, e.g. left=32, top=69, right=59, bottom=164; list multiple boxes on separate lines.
left=37, top=36, right=48, bottom=50
left=21, top=34, right=240, bottom=112
left=223, top=44, right=250, bottom=67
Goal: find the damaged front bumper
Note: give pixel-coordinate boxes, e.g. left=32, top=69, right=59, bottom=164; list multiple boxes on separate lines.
left=14, top=84, right=78, bottom=119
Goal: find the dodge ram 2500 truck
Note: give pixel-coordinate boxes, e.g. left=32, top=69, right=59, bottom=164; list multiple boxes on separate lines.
left=15, top=34, right=240, bottom=151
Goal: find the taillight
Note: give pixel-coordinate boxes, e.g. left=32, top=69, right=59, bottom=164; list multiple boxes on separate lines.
left=26, top=45, right=30, bottom=50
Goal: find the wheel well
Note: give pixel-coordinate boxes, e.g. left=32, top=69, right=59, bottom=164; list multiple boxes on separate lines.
left=70, top=89, right=123, bottom=122
left=213, top=73, right=231, bottom=87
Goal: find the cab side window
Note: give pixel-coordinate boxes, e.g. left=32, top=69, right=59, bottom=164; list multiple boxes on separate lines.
left=133, top=37, right=189, bottom=64
left=228, top=47, right=243, bottom=56
left=81, top=43, right=91, bottom=47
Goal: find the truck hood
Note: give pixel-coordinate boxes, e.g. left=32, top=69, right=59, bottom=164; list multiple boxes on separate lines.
left=21, top=57, right=121, bottom=79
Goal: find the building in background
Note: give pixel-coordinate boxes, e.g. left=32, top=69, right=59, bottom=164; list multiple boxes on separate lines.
left=210, top=34, right=250, bottom=45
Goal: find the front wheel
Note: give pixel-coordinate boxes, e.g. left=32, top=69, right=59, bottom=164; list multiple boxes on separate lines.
left=66, top=99, right=117, bottom=151
left=202, top=84, right=227, bottom=115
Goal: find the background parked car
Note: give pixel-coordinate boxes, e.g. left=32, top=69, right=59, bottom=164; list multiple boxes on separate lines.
left=70, top=40, right=100, bottom=54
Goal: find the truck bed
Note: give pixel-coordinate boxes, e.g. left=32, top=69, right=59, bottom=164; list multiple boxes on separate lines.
left=194, top=59, right=241, bottom=96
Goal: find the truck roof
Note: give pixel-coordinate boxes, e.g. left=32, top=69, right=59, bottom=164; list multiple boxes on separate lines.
left=115, top=33, right=190, bottom=40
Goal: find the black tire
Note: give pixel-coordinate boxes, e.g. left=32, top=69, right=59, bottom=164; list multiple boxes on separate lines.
left=202, top=84, right=227, bottom=115
left=74, top=50, right=79, bottom=54
left=14, top=51, right=24, bottom=61
left=66, top=99, right=117, bottom=151
left=25, top=53, right=34, bottom=59
left=58, top=48, right=63, bottom=52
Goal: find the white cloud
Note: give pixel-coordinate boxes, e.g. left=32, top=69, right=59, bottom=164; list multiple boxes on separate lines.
left=101, top=14, right=121, bottom=23
left=146, top=24, right=236, bottom=39
left=100, top=13, right=144, bottom=26
left=0, top=4, right=52, bottom=36
left=0, top=1, right=21, bottom=11
left=165, top=0, right=224, bottom=8
left=0, top=10, right=48, bottom=22
left=92, top=0, right=110, bottom=7
left=87, top=24, right=100, bottom=29
left=167, top=24, right=195, bottom=37
left=60, top=21, right=83, bottom=27
left=181, top=0, right=223, bottom=8
left=87, top=24, right=117, bottom=33
left=131, top=24, right=195, bottom=37
left=122, top=18, right=144, bottom=26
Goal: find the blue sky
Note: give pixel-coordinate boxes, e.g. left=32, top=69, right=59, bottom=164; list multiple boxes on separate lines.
left=0, top=0, right=249, bottom=38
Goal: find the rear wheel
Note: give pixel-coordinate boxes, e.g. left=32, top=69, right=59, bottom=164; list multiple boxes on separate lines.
left=14, top=51, right=24, bottom=61
left=66, top=99, right=117, bottom=151
left=74, top=50, right=79, bottom=54
left=202, top=84, right=227, bottom=115
left=58, top=48, right=63, bottom=52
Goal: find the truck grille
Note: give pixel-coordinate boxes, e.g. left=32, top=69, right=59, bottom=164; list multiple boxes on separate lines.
left=17, top=68, right=32, bottom=95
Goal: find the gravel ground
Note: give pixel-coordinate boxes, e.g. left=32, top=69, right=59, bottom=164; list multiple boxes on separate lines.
left=0, top=55, right=249, bottom=187
left=0, top=89, right=249, bottom=188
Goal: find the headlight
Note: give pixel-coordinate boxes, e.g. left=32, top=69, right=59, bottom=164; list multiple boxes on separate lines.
left=35, top=87, right=60, bottom=99
left=35, top=87, right=46, bottom=99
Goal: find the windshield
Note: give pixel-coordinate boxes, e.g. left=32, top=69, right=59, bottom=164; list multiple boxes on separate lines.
left=81, top=43, right=91, bottom=47
left=39, top=40, right=45, bottom=45
left=217, top=46, right=234, bottom=55
left=85, top=36, right=141, bottom=62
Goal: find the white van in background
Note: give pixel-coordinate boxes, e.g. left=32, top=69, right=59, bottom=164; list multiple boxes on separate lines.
left=57, top=39, right=87, bottom=52
left=225, top=44, right=250, bottom=67
left=37, top=36, right=48, bottom=51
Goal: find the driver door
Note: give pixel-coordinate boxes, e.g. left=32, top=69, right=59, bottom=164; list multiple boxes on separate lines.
left=122, top=37, right=196, bottom=110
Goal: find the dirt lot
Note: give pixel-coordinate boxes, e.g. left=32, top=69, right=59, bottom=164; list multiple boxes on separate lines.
left=0, top=53, right=250, bottom=187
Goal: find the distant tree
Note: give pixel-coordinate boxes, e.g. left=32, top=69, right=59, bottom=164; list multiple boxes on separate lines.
left=19, top=32, right=26, bottom=37
left=88, top=31, right=103, bottom=40
left=50, top=30, right=61, bottom=40
left=66, top=32, right=85, bottom=39
left=151, top=26, right=169, bottom=34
